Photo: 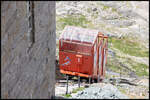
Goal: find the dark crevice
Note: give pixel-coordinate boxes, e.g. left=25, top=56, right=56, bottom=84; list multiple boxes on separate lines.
left=27, top=1, right=35, bottom=53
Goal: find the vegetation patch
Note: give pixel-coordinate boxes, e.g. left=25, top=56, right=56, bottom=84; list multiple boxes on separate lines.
left=72, top=87, right=85, bottom=93
left=128, top=61, right=149, bottom=77
left=111, top=8, right=117, bottom=12
left=106, top=56, right=128, bottom=76
left=62, top=94, right=72, bottom=98
left=103, top=5, right=110, bottom=10
left=109, top=54, right=149, bottom=77
left=56, top=14, right=91, bottom=31
left=87, top=8, right=91, bottom=13
left=108, top=37, right=149, bottom=57
left=117, top=86, right=127, bottom=94
left=123, top=56, right=149, bottom=77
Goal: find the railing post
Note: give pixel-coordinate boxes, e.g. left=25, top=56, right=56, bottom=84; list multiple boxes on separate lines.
left=78, top=76, right=80, bottom=88
left=89, top=77, right=91, bottom=84
left=66, top=75, right=69, bottom=94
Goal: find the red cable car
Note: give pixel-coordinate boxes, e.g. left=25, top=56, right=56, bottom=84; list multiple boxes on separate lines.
left=59, top=26, right=108, bottom=81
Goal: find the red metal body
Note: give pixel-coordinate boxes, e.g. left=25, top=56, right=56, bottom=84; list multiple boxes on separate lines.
left=59, top=26, right=108, bottom=79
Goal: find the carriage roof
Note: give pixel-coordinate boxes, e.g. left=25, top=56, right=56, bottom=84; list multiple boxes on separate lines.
left=59, top=26, right=100, bottom=44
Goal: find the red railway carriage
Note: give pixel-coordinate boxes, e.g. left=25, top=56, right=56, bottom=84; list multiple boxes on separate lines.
left=59, top=26, right=108, bottom=80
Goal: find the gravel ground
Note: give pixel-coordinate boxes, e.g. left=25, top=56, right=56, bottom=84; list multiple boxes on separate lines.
left=55, top=77, right=149, bottom=99
left=71, top=83, right=129, bottom=99
left=55, top=81, right=87, bottom=96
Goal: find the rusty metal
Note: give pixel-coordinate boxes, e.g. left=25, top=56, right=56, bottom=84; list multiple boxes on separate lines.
left=59, top=26, right=108, bottom=81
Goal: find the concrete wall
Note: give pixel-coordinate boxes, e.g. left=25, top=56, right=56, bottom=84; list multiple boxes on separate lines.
left=1, top=1, right=56, bottom=99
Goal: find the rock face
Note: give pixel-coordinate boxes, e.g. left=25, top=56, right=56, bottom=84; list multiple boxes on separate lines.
left=56, top=1, right=149, bottom=77
left=1, top=1, right=55, bottom=99
left=56, top=1, right=149, bottom=44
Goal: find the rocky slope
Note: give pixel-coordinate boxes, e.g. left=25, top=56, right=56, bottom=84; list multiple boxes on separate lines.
left=56, top=1, right=149, bottom=78
left=56, top=1, right=149, bottom=99
left=56, top=1, right=149, bottom=42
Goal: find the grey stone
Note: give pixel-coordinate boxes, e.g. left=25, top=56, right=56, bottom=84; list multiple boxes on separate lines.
left=1, top=1, right=55, bottom=99
left=72, top=83, right=129, bottom=99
